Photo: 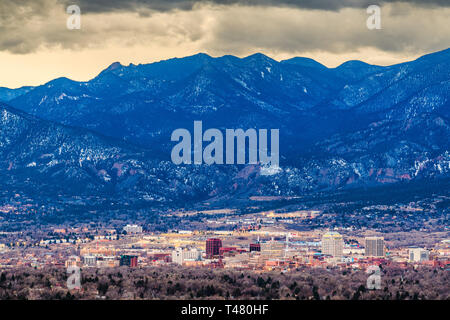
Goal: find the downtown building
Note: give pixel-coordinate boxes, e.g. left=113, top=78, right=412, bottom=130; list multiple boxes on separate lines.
left=83, top=255, right=97, bottom=267
left=119, top=255, right=138, bottom=267
left=408, top=247, right=430, bottom=262
left=261, top=239, right=286, bottom=259
left=365, top=237, right=385, bottom=257
left=206, top=238, right=222, bottom=258
left=321, top=232, right=344, bottom=257
left=249, top=243, right=261, bottom=252
left=172, top=247, right=202, bottom=265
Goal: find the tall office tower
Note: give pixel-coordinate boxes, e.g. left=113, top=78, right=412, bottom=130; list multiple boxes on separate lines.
left=321, top=232, right=344, bottom=257
left=206, top=238, right=222, bottom=258
left=365, top=237, right=385, bottom=257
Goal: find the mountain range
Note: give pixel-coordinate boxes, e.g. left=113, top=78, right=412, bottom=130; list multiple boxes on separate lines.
left=1, top=48, right=449, bottom=203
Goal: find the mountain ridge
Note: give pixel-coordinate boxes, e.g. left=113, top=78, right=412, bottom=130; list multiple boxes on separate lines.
left=3, top=48, right=449, bottom=94
left=1, top=48, right=449, bottom=203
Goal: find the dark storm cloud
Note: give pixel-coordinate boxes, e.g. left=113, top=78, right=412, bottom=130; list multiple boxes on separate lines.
left=203, top=4, right=450, bottom=56
left=0, top=0, right=448, bottom=56
left=60, top=0, right=450, bottom=13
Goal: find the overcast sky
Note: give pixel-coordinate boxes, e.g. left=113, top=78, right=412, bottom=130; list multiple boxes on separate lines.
left=1, top=0, right=449, bottom=88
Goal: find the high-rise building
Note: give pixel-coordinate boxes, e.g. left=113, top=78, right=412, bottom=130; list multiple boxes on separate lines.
left=408, top=247, right=429, bottom=262
left=365, top=237, right=385, bottom=257
left=206, top=238, right=222, bottom=258
left=321, top=232, right=344, bottom=257
left=120, top=255, right=138, bottom=267
left=250, top=243, right=261, bottom=252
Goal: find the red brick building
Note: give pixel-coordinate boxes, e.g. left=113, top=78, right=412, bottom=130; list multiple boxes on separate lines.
left=206, top=238, right=222, bottom=257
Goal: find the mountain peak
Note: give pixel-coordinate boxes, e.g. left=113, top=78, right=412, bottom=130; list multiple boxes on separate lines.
left=191, top=52, right=211, bottom=58
left=105, top=61, right=123, bottom=72
left=160, top=53, right=213, bottom=66
left=281, top=57, right=327, bottom=69
left=336, top=60, right=374, bottom=69
left=173, top=52, right=212, bottom=61
left=242, top=53, right=277, bottom=67
left=244, top=53, right=273, bottom=61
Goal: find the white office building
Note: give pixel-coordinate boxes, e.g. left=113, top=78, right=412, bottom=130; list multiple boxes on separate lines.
left=409, top=248, right=430, bottom=262
left=83, top=255, right=97, bottom=267
left=123, top=224, right=143, bottom=234
left=172, top=248, right=202, bottom=265
left=322, top=232, right=344, bottom=257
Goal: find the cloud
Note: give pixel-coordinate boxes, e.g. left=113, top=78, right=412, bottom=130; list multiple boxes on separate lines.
left=204, top=4, right=450, bottom=56
left=0, top=0, right=448, bottom=87
left=0, top=0, right=211, bottom=54
left=59, top=0, right=450, bottom=13
left=0, top=0, right=448, bottom=61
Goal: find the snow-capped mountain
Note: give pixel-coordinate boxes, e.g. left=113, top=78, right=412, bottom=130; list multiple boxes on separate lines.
left=0, top=103, right=241, bottom=201
left=1, top=48, right=449, bottom=201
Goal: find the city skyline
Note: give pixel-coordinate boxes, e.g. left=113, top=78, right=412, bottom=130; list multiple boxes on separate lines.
left=0, top=0, right=448, bottom=304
